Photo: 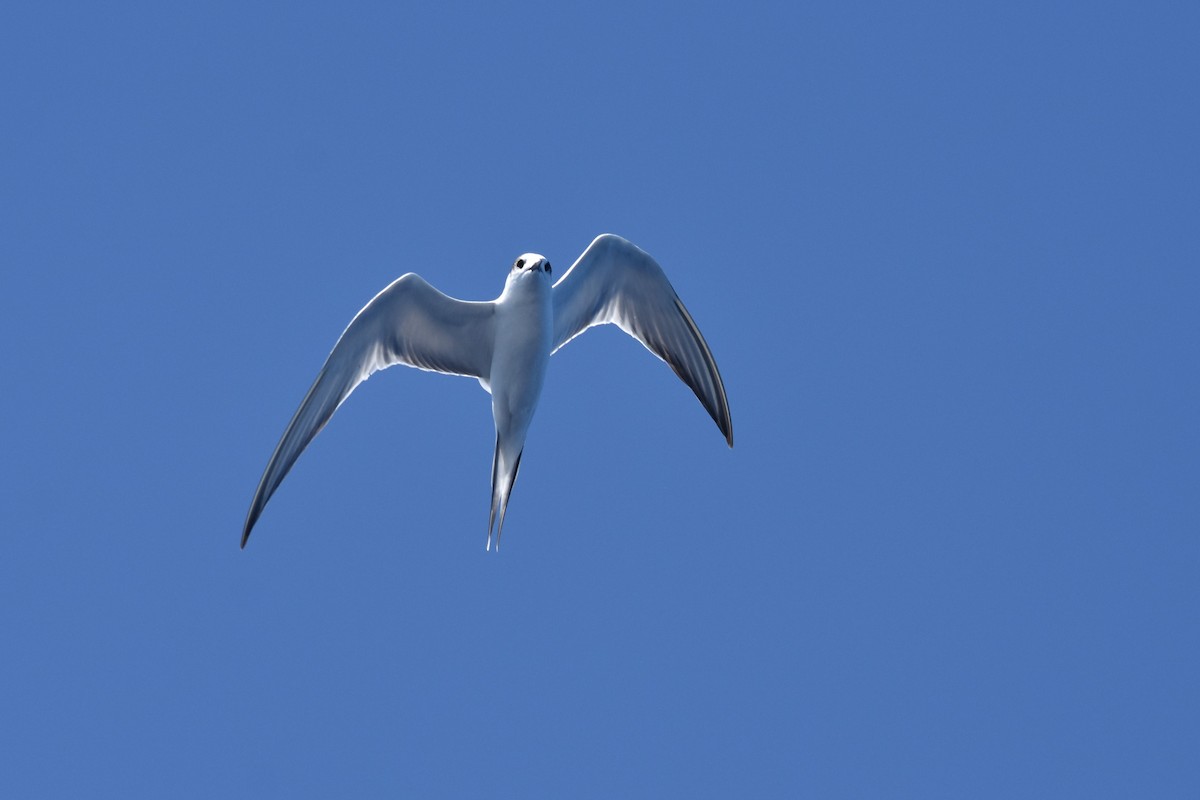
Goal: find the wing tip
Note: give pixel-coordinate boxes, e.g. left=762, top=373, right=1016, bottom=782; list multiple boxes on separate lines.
left=241, top=497, right=265, bottom=549
left=667, top=295, right=733, bottom=451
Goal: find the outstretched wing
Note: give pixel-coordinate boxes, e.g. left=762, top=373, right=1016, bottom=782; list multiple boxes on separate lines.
left=242, top=274, right=496, bottom=546
left=552, top=234, right=733, bottom=446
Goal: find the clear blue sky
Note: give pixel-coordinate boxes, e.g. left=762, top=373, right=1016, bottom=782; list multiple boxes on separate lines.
left=1, top=1, right=1196, bottom=797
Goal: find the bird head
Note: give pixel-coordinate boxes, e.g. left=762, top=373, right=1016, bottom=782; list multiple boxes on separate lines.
left=510, top=253, right=552, bottom=277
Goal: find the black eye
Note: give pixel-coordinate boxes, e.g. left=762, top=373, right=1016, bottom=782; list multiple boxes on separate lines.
left=545, top=262, right=551, bottom=275
left=515, top=258, right=525, bottom=270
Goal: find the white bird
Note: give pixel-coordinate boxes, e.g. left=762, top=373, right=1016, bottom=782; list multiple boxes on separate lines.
left=242, top=234, right=732, bottom=550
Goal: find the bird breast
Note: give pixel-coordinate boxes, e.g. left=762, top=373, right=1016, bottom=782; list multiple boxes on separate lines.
left=490, top=276, right=553, bottom=418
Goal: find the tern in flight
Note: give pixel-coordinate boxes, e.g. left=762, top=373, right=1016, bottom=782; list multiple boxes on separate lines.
left=242, top=233, right=733, bottom=550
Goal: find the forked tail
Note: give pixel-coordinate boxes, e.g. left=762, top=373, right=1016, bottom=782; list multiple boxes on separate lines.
left=488, top=434, right=523, bottom=551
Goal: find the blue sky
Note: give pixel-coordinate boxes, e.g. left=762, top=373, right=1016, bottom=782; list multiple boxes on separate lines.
left=1, top=1, right=1196, bottom=796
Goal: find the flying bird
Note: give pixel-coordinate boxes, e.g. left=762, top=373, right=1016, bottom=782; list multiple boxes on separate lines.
left=242, top=233, right=732, bottom=550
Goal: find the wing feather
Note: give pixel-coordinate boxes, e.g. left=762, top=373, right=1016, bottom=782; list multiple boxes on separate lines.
left=552, top=234, right=733, bottom=446
left=242, top=274, right=495, bottom=546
